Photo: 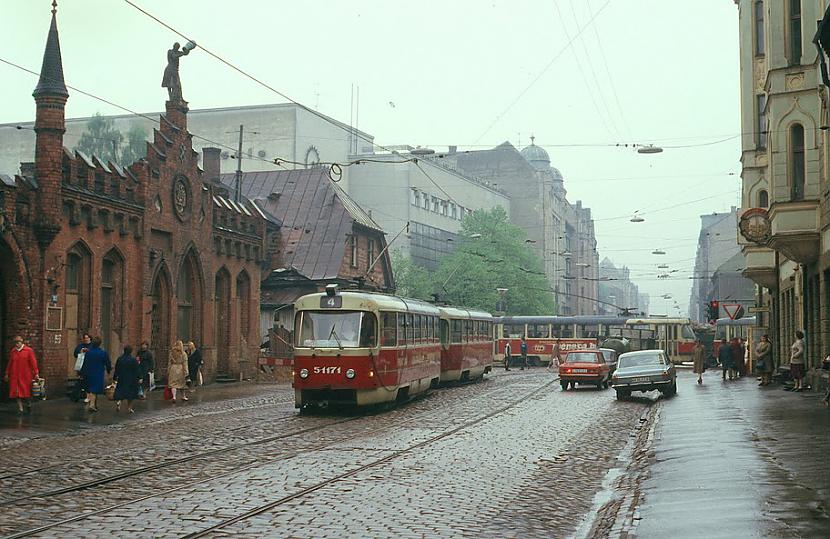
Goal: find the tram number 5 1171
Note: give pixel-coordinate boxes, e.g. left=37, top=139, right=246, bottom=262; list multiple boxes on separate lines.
left=313, top=366, right=342, bottom=374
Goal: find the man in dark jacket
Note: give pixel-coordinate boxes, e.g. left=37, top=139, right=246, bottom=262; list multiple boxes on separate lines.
left=718, top=339, right=735, bottom=381
left=136, top=341, right=155, bottom=393
left=520, top=337, right=528, bottom=370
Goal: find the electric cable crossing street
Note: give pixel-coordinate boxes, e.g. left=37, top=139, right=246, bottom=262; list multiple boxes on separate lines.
left=1, top=1, right=829, bottom=538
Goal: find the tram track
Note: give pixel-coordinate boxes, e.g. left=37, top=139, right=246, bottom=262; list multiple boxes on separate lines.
left=0, top=372, right=556, bottom=538
left=182, top=376, right=558, bottom=539
left=0, top=415, right=357, bottom=508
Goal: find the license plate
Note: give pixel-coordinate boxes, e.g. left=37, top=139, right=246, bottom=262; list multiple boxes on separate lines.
left=632, top=377, right=650, bottom=383
left=573, top=368, right=589, bottom=373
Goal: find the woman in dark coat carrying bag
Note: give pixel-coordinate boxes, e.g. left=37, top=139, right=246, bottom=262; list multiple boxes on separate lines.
left=79, top=336, right=111, bottom=412
left=113, top=345, right=141, bottom=413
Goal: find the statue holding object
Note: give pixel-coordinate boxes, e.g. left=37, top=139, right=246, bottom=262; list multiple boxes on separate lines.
left=161, top=41, right=197, bottom=102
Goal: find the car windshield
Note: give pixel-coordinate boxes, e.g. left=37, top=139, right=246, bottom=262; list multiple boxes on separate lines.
left=297, top=311, right=376, bottom=348
left=566, top=352, right=599, bottom=363
left=619, top=353, right=663, bottom=368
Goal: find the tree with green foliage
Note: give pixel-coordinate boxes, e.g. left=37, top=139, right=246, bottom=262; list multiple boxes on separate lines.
left=75, top=113, right=148, bottom=167
left=391, top=251, right=434, bottom=301
left=76, top=113, right=122, bottom=165
left=434, top=207, right=555, bottom=315
left=118, top=124, right=149, bottom=166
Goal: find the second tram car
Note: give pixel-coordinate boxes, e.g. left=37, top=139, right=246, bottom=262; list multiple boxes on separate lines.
left=623, top=317, right=696, bottom=363
left=438, top=306, right=494, bottom=383
left=293, top=289, right=442, bottom=408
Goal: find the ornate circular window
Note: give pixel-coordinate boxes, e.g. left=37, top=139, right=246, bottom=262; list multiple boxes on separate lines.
left=172, top=175, right=191, bottom=221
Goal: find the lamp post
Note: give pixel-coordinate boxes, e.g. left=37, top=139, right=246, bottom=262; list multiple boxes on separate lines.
left=496, top=287, right=509, bottom=316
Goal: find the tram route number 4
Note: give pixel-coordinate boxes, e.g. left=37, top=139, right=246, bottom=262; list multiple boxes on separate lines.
left=723, top=304, right=745, bottom=321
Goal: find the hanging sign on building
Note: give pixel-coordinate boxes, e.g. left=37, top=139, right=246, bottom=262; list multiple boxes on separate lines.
left=738, top=208, right=771, bottom=244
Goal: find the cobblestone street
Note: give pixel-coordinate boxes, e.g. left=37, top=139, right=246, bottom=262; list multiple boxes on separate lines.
left=0, top=370, right=656, bottom=538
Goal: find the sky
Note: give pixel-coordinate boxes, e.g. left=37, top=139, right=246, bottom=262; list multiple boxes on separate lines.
left=0, top=0, right=742, bottom=315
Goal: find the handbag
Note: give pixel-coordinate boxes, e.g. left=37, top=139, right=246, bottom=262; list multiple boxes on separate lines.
left=163, top=386, right=173, bottom=400
left=197, top=371, right=203, bottom=386
left=31, top=377, right=46, bottom=400
left=74, top=352, right=85, bottom=372
left=149, top=372, right=157, bottom=391
left=105, top=383, right=116, bottom=401
left=137, top=385, right=146, bottom=400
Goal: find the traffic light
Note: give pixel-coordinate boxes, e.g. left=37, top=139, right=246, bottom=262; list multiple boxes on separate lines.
left=706, top=300, right=719, bottom=323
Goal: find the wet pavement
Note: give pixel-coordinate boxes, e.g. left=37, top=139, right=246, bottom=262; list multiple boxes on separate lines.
left=627, top=370, right=830, bottom=538
left=0, top=370, right=655, bottom=538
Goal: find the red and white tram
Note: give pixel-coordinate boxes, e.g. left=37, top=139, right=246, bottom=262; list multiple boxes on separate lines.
left=293, top=289, right=442, bottom=408
left=437, top=306, right=494, bottom=383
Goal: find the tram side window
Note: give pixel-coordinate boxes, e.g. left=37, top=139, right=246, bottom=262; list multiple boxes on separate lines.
left=451, top=319, right=462, bottom=343
left=406, top=314, right=414, bottom=343
left=397, top=314, right=406, bottom=345
left=504, top=324, right=524, bottom=338
left=414, top=314, right=422, bottom=342
left=359, top=313, right=377, bottom=347
left=465, top=320, right=473, bottom=342
left=381, top=312, right=397, bottom=347
left=440, top=319, right=449, bottom=345
left=529, top=324, right=549, bottom=338
left=430, top=316, right=436, bottom=342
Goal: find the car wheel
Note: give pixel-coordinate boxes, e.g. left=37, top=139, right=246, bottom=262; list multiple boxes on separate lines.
left=560, top=380, right=568, bottom=391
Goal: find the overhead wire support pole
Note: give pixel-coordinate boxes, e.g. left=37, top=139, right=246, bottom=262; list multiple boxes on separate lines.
left=235, top=124, right=243, bottom=203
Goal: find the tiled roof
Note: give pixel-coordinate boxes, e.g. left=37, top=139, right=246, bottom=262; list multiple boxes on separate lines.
left=220, top=168, right=386, bottom=281
left=33, top=12, right=69, bottom=99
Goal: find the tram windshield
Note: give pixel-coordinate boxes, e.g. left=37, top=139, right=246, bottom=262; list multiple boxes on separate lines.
left=297, top=311, right=377, bottom=348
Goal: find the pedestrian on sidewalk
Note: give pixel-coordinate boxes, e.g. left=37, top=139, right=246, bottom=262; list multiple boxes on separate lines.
left=789, top=330, right=805, bottom=392
left=520, top=336, right=528, bottom=371
left=167, top=340, right=189, bottom=403
left=4, top=335, right=39, bottom=415
left=79, top=336, right=111, bottom=412
left=692, top=339, right=706, bottom=384
left=755, top=334, right=774, bottom=386
left=187, top=341, right=203, bottom=390
left=504, top=341, right=511, bottom=371
left=137, top=340, right=155, bottom=395
left=73, top=332, right=91, bottom=403
left=718, top=339, right=735, bottom=381
left=113, top=345, right=141, bottom=414
left=731, top=338, right=745, bottom=379
left=822, top=353, right=830, bottom=406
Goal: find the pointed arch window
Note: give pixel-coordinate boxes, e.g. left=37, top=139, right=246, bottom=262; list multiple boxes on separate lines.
left=236, top=271, right=251, bottom=342
left=100, top=250, right=124, bottom=349
left=66, top=244, right=92, bottom=333
left=790, top=123, right=805, bottom=201
left=176, top=253, right=202, bottom=342
left=758, top=189, right=769, bottom=208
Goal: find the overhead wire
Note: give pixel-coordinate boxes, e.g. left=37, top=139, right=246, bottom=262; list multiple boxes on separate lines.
left=473, top=0, right=614, bottom=144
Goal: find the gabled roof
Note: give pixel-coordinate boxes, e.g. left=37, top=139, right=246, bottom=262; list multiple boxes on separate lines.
left=220, top=167, right=386, bottom=281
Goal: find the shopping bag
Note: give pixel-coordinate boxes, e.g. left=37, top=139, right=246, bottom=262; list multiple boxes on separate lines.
left=149, top=372, right=157, bottom=391
left=163, top=386, right=173, bottom=400
left=31, top=377, right=46, bottom=400
left=197, top=371, right=203, bottom=387
left=137, top=385, right=146, bottom=400
left=74, top=352, right=85, bottom=372
left=105, top=383, right=116, bottom=401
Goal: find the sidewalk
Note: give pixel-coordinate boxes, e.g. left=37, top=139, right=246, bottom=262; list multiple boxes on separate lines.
left=632, top=370, right=830, bottom=538
left=0, top=381, right=289, bottom=440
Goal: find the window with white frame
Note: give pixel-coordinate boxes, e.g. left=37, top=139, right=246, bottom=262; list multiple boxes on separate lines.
left=350, top=236, right=358, bottom=268
left=450, top=203, right=457, bottom=219
left=411, top=189, right=419, bottom=206
left=432, top=196, right=439, bottom=213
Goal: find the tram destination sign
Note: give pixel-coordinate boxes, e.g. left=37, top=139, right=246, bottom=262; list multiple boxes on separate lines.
left=320, top=296, right=343, bottom=308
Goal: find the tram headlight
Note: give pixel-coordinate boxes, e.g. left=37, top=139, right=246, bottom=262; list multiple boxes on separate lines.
left=299, top=368, right=309, bottom=379
left=345, top=368, right=356, bottom=379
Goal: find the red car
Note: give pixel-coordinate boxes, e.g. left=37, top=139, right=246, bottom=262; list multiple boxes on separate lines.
left=559, top=349, right=612, bottom=390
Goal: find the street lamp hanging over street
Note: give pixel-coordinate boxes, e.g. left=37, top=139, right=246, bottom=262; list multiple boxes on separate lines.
left=637, top=144, right=664, bottom=154
left=652, top=249, right=666, bottom=255
left=630, top=212, right=645, bottom=223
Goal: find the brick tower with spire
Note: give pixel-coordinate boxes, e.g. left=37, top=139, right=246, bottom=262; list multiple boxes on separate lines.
left=32, top=0, right=68, bottom=247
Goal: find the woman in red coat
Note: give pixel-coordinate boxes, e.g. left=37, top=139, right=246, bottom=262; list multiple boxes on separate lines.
left=4, top=335, right=39, bottom=414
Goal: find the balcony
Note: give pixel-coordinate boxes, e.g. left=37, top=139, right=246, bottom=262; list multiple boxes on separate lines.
left=767, top=200, right=820, bottom=264
left=740, top=245, right=777, bottom=288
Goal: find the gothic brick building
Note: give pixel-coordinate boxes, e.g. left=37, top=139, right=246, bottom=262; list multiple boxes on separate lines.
left=0, top=7, right=266, bottom=391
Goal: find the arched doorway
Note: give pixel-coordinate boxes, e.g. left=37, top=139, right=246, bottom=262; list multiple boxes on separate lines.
left=176, top=249, right=204, bottom=344
left=151, top=266, right=172, bottom=375
left=215, top=268, right=231, bottom=374
left=0, top=238, right=30, bottom=394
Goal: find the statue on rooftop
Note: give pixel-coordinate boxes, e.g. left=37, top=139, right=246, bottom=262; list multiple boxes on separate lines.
left=161, top=41, right=196, bottom=102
